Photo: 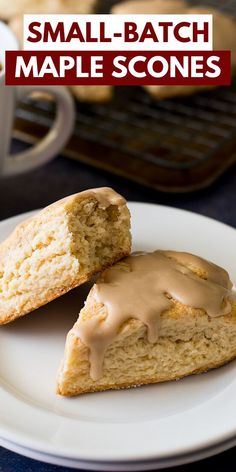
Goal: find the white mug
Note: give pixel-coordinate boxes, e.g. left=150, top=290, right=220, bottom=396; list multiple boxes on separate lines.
left=0, top=21, right=75, bottom=177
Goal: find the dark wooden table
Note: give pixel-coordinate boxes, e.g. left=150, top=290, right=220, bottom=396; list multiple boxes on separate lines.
left=0, top=141, right=236, bottom=471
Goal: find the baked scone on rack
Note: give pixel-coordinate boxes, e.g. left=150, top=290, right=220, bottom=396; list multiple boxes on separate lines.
left=112, top=0, right=236, bottom=100
left=0, top=187, right=131, bottom=325
left=57, top=250, right=236, bottom=396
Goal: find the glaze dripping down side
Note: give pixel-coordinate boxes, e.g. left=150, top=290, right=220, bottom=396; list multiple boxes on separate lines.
left=74, top=250, right=233, bottom=380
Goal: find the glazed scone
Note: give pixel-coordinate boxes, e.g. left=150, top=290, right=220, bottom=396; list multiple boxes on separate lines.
left=0, top=188, right=131, bottom=325
left=57, top=250, right=236, bottom=396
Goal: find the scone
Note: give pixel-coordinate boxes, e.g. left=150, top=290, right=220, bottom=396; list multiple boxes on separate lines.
left=80, top=0, right=187, bottom=103
left=112, top=1, right=236, bottom=100
left=8, top=5, right=112, bottom=104
left=0, top=187, right=131, bottom=325
left=57, top=250, right=236, bottom=396
left=69, top=85, right=113, bottom=103
left=112, top=0, right=187, bottom=14
left=8, top=0, right=97, bottom=41
left=0, top=0, right=97, bottom=20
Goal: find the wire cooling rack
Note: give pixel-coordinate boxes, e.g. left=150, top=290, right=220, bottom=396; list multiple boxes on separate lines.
left=13, top=0, right=236, bottom=192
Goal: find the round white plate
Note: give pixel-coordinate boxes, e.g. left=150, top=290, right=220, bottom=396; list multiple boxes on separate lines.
left=0, top=203, right=236, bottom=471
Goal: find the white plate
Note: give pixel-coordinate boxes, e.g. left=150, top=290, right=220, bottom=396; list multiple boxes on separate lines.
left=1, top=203, right=236, bottom=471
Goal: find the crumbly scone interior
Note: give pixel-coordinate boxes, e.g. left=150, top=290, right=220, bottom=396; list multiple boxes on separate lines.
left=67, top=198, right=131, bottom=275
left=0, top=197, right=130, bottom=323
left=0, top=209, right=74, bottom=319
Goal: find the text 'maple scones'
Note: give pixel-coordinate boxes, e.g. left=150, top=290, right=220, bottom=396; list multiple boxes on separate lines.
left=0, top=188, right=131, bottom=325
left=57, top=250, right=236, bottom=396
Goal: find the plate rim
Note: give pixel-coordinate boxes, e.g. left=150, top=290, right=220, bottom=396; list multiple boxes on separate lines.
left=1, top=435, right=236, bottom=471
left=1, top=202, right=236, bottom=465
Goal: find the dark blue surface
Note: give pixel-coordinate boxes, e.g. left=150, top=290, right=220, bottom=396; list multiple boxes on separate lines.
left=1, top=445, right=236, bottom=472
left=0, top=142, right=236, bottom=471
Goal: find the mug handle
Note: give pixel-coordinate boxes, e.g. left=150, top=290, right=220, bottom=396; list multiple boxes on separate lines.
left=2, top=85, right=75, bottom=177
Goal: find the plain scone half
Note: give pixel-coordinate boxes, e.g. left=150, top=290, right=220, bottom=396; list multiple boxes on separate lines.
left=0, top=187, right=131, bottom=325
left=57, top=250, right=236, bottom=396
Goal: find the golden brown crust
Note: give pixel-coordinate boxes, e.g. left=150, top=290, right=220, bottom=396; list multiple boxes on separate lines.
left=57, top=352, right=236, bottom=396
left=0, top=187, right=125, bottom=256
left=0, top=187, right=130, bottom=325
left=57, top=276, right=236, bottom=396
